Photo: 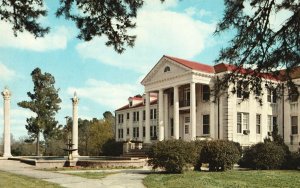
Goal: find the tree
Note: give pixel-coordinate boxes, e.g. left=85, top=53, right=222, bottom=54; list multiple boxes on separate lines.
left=18, top=68, right=62, bottom=156
left=215, top=0, right=300, bottom=100
left=0, top=0, right=164, bottom=53
left=103, top=111, right=115, bottom=134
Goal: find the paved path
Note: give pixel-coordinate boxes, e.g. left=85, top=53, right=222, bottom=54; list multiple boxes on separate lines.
left=0, top=159, right=149, bottom=188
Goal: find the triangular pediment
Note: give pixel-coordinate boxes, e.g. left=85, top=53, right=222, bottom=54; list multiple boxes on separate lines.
left=141, top=56, right=191, bottom=85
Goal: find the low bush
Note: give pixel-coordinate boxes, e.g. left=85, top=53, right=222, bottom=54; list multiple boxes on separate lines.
left=101, top=139, right=123, bottom=156
left=199, top=140, right=240, bottom=171
left=147, top=140, right=196, bottom=173
left=239, top=142, right=286, bottom=170
left=283, top=152, right=300, bottom=170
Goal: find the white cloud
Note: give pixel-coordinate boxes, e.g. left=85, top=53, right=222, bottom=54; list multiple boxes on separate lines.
left=0, top=21, right=73, bottom=51
left=76, top=0, right=216, bottom=74
left=67, top=79, right=142, bottom=110
left=243, top=1, right=292, bottom=32
left=0, top=63, right=16, bottom=81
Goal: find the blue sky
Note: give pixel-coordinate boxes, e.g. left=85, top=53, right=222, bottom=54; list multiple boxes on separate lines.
left=0, top=0, right=230, bottom=139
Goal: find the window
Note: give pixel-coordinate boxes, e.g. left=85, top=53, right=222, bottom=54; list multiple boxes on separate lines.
left=127, top=113, right=129, bottom=120
left=290, top=93, right=298, bottom=102
left=127, top=128, right=129, bottom=135
left=291, top=116, right=298, bottom=135
left=267, top=89, right=277, bottom=103
left=183, top=87, right=190, bottom=106
left=203, top=115, right=210, bottom=134
left=202, top=85, right=210, bottom=101
left=164, top=66, right=171, bottom=72
left=256, top=114, right=261, bottom=134
left=170, top=118, right=174, bottom=136
left=118, top=114, right=124, bottom=124
left=170, top=93, right=174, bottom=106
left=150, top=109, right=157, bottom=119
left=150, top=126, right=157, bottom=138
left=133, top=111, right=139, bottom=122
left=268, top=115, right=277, bottom=132
left=237, top=112, right=249, bottom=133
left=133, top=127, right=139, bottom=138
left=118, top=129, right=123, bottom=138
left=143, top=110, right=145, bottom=121
left=236, top=80, right=249, bottom=99
left=129, top=101, right=133, bottom=107
left=185, top=125, right=189, bottom=134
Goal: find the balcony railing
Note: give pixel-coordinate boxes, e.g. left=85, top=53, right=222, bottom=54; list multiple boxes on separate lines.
left=179, top=100, right=190, bottom=107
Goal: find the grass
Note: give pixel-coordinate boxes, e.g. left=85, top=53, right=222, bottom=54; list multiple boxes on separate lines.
left=65, top=172, right=116, bottom=179
left=143, top=170, right=300, bottom=188
left=0, top=170, right=62, bottom=188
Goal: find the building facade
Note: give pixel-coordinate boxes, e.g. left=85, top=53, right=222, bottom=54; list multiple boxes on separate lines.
left=115, top=55, right=300, bottom=151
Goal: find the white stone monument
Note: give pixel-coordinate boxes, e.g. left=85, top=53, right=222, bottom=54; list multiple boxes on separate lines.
left=1, top=87, right=12, bottom=158
left=71, top=92, right=79, bottom=156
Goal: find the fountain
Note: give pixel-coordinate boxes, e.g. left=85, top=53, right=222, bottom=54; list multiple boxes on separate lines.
left=63, top=139, right=78, bottom=167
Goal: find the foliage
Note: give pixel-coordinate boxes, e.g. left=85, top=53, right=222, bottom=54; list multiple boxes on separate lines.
left=0, top=0, right=165, bottom=53
left=239, top=142, right=286, bottom=170
left=191, top=140, right=207, bottom=171
left=87, top=118, right=114, bottom=156
left=199, top=140, right=240, bottom=171
left=101, top=139, right=123, bottom=156
left=11, top=137, right=36, bottom=156
left=0, top=171, right=63, bottom=188
left=215, top=0, right=300, bottom=100
left=147, top=140, right=196, bottom=173
left=143, top=170, right=300, bottom=188
left=18, top=68, right=62, bottom=156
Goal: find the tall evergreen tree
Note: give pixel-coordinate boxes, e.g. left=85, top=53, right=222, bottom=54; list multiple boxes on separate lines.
left=18, top=68, right=62, bottom=156
left=215, top=0, right=300, bottom=99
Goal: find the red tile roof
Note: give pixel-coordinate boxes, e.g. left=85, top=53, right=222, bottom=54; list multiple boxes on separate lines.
left=165, top=55, right=215, bottom=73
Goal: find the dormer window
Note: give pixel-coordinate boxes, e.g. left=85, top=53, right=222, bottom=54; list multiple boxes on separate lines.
left=164, top=66, right=170, bottom=72
left=129, top=101, right=133, bottom=107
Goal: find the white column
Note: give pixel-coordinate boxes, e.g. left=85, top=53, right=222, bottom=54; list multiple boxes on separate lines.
left=2, top=88, right=12, bottom=158
left=190, top=82, right=196, bottom=140
left=139, top=110, right=143, bottom=141
left=164, top=94, right=169, bottom=139
left=158, top=89, right=164, bottom=141
left=174, top=86, right=180, bottom=139
left=71, top=92, right=79, bottom=156
left=145, top=92, right=151, bottom=143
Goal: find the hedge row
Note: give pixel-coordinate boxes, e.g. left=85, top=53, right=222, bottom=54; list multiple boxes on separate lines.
left=147, top=140, right=241, bottom=173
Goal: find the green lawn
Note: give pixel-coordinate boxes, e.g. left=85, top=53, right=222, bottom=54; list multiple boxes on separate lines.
left=144, top=170, right=300, bottom=188
left=0, top=171, right=62, bottom=188
left=65, top=171, right=116, bottom=179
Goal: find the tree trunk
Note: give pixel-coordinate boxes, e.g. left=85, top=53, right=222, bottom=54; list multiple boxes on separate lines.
left=36, top=131, right=40, bottom=156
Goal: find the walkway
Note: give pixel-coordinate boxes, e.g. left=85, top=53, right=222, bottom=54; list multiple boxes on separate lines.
left=0, top=159, right=149, bottom=188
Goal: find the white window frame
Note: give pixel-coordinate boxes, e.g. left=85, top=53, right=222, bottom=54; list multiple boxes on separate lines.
left=268, top=115, right=277, bottom=132
left=256, top=114, right=261, bottom=134
left=203, top=114, right=210, bottom=135
left=237, top=112, right=249, bottom=133
left=291, top=116, right=298, bottom=135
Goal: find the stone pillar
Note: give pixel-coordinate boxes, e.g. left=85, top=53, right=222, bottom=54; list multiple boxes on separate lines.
left=1, top=87, right=12, bottom=158
left=71, top=92, right=79, bottom=156
left=174, top=86, right=180, bottom=139
left=158, top=89, right=164, bottom=141
left=145, top=92, right=151, bottom=143
left=190, top=82, right=196, bottom=140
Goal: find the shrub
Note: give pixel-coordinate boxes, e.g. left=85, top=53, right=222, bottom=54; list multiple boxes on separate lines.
left=239, top=142, right=286, bottom=170
left=147, top=140, right=195, bottom=173
left=101, top=139, right=123, bottom=156
left=283, top=152, right=300, bottom=170
left=192, top=140, right=207, bottom=171
left=199, top=140, right=240, bottom=171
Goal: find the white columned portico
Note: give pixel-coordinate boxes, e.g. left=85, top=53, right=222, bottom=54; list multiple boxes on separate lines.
left=145, top=92, right=151, bottom=143
left=158, top=89, right=164, bottom=141
left=174, top=86, right=180, bottom=139
left=2, top=87, right=12, bottom=158
left=190, top=82, right=196, bottom=140
left=71, top=92, right=79, bottom=156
